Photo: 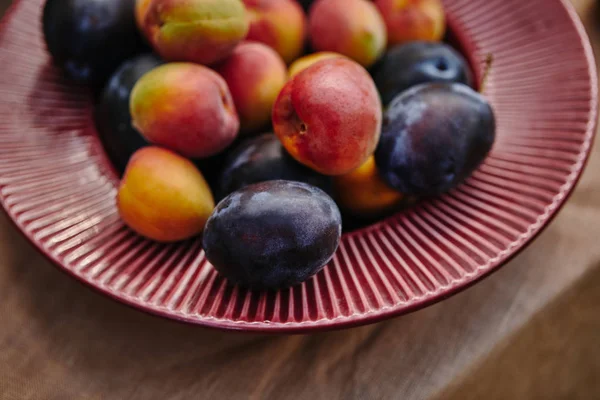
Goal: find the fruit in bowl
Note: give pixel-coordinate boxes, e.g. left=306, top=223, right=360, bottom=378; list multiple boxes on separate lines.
left=138, top=0, right=249, bottom=65
left=333, top=156, right=404, bottom=218
left=372, top=41, right=473, bottom=107
left=243, top=0, right=307, bottom=64
left=272, top=57, right=382, bottom=176
left=308, top=0, right=387, bottom=68
left=376, top=83, right=496, bottom=196
left=374, top=0, right=446, bottom=47
left=129, top=62, right=239, bottom=159
left=7, top=0, right=590, bottom=333
left=117, top=147, right=215, bottom=242
left=217, top=133, right=332, bottom=200
left=41, top=0, right=497, bottom=291
left=215, top=42, right=288, bottom=135
left=43, top=0, right=146, bottom=85
left=203, top=180, right=342, bottom=290
left=94, top=53, right=163, bottom=175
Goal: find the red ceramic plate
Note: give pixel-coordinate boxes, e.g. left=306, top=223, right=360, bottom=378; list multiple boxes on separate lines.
left=0, top=0, right=597, bottom=333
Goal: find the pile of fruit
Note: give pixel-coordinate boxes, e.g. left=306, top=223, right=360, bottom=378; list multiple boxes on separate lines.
left=43, top=0, right=496, bottom=290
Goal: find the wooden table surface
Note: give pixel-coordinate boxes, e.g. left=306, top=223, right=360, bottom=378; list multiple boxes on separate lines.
left=1, top=0, right=600, bottom=399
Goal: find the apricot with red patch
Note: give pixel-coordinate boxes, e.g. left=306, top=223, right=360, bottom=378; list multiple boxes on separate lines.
left=308, top=0, right=387, bottom=68
left=272, top=58, right=382, bottom=176
left=374, top=0, right=446, bottom=47
left=216, top=42, right=287, bottom=135
left=130, top=62, right=239, bottom=159
left=243, top=0, right=307, bottom=64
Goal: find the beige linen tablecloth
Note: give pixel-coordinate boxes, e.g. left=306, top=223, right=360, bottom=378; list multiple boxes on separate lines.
left=1, top=0, right=600, bottom=399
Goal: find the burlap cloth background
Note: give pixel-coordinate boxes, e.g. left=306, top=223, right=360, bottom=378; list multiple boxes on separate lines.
left=1, top=0, right=599, bottom=398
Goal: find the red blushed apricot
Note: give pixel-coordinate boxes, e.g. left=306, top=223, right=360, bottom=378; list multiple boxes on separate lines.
left=143, top=0, right=249, bottom=65
left=272, top=58, right=382, bottom=176
left=130, top=62, right=239, bottom=159
left=308, top=0, right=387, bottom=68
left=333, top=156, right=404, bottom=217
left=374, top=0, right=446, bottom=46
left=117, top=147, right=215, bottom=242
left=243, top=0, right=307, bottom=64
left=216, top=42, right=287, bottom=135
left=288, top=51, right=344, bottom=79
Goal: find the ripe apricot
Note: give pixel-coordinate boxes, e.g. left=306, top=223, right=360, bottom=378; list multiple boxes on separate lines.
left=117, top=147, right=215, bottom=242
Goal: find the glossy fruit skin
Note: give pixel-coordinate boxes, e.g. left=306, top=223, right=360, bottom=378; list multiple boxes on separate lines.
left=243, top=0, right=307, bottom=64
left=117, top=147, right=215, bottom=243
left=217, top=133, right=332, bottom=200
left=43, top=0, right=145, bottom=85
left=375, top=83, right=496, bottom=196
left=215, top=42, right=287, bottom=135
left=130, top=62, right=239, bottom=159
left=203, top=180, right=342, bottom=290
left=372, top=41, right=473, bottom=106
left=308, top=0, right=387, bottom=68
left=94, top=54, right=162, bottom=175
left=272, top=58, right=382, bottom=176
left=374, top=0, right=446, bottom=47
left=141, top=0, right=249, bottom=65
